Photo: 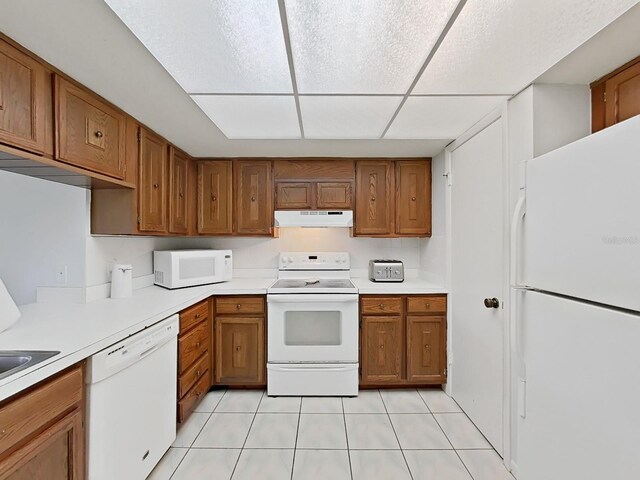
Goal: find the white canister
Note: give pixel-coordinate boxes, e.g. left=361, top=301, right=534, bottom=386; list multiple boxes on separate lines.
left=110, top=264, right=133, bottom=299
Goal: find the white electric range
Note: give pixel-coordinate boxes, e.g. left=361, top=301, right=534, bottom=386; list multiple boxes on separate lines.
left=267, top=252, right=359, bottom=397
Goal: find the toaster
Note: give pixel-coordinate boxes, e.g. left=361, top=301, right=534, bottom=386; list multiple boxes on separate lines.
left=369, top=259, right=404, bottom=282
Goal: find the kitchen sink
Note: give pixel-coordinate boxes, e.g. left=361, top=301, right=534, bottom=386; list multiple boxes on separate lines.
left=0, top=351, right=60, bottom=381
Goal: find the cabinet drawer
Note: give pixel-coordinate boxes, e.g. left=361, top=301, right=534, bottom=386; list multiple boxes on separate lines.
left=216, top=297, right=265, bottom=315
left=178, top=369, right=211, bottom=423
left=178, top=320, right=209, bottom=374
left=0, top=365, right=82, bottom=455
left=180, top=300, right=208, bottom=333
left=406, top=296, right=447, bottom=314
left=178, top=351, right=209, bottom=399
left=361, top=297, right=402, bottom=315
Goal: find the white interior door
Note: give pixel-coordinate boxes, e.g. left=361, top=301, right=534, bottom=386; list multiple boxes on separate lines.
left=450, top=119, right=505, bottom=454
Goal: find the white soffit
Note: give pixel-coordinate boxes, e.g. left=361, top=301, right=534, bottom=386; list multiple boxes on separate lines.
left=300, top=96, right=402, bottom=139
left=414, top=0, right=640, bottom=94
left=386, top=96, right=508, bottom=139
left=103, top=0, right=292, bottom=93
left=192, top=96, right=301, bottom=139
left=285, top=0, right=460, bottom=94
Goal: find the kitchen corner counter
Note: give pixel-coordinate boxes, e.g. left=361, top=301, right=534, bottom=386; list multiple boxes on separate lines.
left=0, top=278, right=275, bottom=401
left=352, top=277, right=447, bottom=295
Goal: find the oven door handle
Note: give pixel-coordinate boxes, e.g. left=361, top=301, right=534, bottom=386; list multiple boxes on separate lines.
left=267, top=294, right=358, bottom=303
left=269, top=365, right=357, bottom=372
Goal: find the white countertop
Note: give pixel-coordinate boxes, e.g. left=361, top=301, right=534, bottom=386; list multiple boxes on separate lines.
left=352, top=277, right=447, bottom=294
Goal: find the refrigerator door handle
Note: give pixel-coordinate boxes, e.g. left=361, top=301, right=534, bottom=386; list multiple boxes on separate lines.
left=510, top=193, right=526, bottom=288
left=510, top=192, right=527, bottom=412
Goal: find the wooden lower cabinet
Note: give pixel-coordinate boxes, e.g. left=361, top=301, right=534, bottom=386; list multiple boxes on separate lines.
left=0, top=364, right=85, bottom=480
left=360, top=295, right=447, bottom=386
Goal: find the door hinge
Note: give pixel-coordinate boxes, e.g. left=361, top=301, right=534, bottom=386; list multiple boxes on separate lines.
left=137, top=129, right=141, bottom=142
left=603, top=91, right=607, bottom=103
left=137, top=215, right=141, bottom=224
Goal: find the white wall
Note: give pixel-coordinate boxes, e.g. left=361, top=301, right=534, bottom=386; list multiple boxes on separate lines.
left=420, top=151, right=447, bottom=283
left=0, top=171, right=87, bottom=305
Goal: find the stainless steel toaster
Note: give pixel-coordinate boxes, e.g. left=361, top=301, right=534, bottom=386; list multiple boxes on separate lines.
left=368, top=259, right=404, bottom=282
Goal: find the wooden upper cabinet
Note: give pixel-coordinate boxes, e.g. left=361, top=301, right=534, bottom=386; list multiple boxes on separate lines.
left=592, top=56, right=640, bottom=133
left=198, top=161, right=233, bottom=235
left=396, top=160, right=431, bottom=236
left=406, top=315, right=445, bottom=383
left=276, top=182, right=313, bottom=209
left=0, top=39, right=47, bottom=154
left=168, top=147, right=190, bottom=234
left=54, top=75, right=126, bottom=179
left=316, top=182, right=352, bottom=209
left=361, top=315, right=403, bottom=384
left=355, top=161, right=393, bottom=235
left=215, top=316, right=265, bottom=384
left=138, top=128, right=168, bottom=232
left=234, top=160, right=273, bottom=235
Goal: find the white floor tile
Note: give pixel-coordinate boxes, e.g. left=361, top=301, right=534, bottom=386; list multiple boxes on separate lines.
left=194, top=389, right=227, bottom=412
left=192, top=413, right=254, bottom=448
left=296, top=414, right=347, bottom=449
left=292, top=449, right=351, bottom=480
left=380, top=389, right=430, bottom=413
left=232, top=449, right=294, bottom=480
left=350, top=450, right=412, bottom=480
left=173, top=412, right=210, bottom=447
left=390, top=414, right=452, bottom=449
left=244, top=413, right=299, bottom=449
left=259, top=395, right=301, bottom=413
left=343, top=390, right=386, bottom=414
left=147, top=447, right=187, bottom=480
left=434, top=413, right=492, bottom=449
left=418, top=389, right=462, bottom=413
left=458, top=450, right=515, bottom=480
left=404, top=450, right=472, bottom=480
left=300, top=396, right=343, bottom=413
left=345, top=414, right=400, bottom=449
left=215, top=390, right=264, bottom=413
left=172, top=448, right=240, bottom=480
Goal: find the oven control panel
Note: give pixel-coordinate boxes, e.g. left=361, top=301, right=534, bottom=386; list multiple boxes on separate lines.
left=279, top=252, right=350, bottom=270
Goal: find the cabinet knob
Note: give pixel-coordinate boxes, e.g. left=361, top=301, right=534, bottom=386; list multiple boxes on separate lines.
left=371, top=196, right=376, bottom=201
left=95, top=130, right=104, bottom=138
left=379, top=303, right=384, bottom=308
left=236, top=304, right=241, bottom=310
left=411, top=196, right=416, bottom=201
left=235, top=346, right=241, bottom=351
left=196, top=370, right=200, bottom=377
left=195, top=341, right=200, bottom=348
left=424, top=345, right=431, bottom=350
left=211, top=194, right=217, bottom=201
left=153, top=183, right=159, bottom=189
left=179, top=192, right=184, bottom=198
left=251, top=195, right=256, bottom=202
left=379, top=344, right=384, bottom=349
left=195, top=313, right=201, bottom=319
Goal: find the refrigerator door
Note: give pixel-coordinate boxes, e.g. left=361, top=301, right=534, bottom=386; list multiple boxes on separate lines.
left=517, top=290, right=640, bottom=480
left=523, top=116, right=640, bottom=311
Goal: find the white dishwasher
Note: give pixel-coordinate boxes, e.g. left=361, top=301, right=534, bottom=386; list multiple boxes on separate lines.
left=86, top=314, right=178, bottom=480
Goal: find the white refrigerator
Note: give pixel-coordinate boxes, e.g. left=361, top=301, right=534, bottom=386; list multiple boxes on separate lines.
left=513, top=116, right=640, bottom=480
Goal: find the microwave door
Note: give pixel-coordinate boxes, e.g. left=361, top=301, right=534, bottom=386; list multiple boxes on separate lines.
left=176, top=254, right=219, bottom=287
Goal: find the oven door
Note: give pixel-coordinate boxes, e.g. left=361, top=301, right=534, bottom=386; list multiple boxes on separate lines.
left=267, top=294, right=358, bottom=363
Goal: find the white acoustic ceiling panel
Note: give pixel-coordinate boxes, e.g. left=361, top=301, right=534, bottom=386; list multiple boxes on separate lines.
left=192, top=96, right=300, bottom=139
left=104, top=0, right=292, bottom=93
left=385, top=96, right=509, bottom=139
left=414, top=0, right=640, bottom=94
left=300, top=96, right=402, bottom=138
left=285, top=0, right=460, bottom=94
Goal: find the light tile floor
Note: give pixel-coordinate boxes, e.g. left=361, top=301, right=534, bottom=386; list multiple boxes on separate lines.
left=148, top=388, right=515, bottom=480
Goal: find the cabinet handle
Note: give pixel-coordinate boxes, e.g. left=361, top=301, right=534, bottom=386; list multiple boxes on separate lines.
left=424, top=345, right=431, bottom=350
left=195, top=313, right=201, bottom=319
left=95, top=130, right=104, bottom=138
left=211, top=194, right=217, bottom=201
left=235, top=346, right=241, bottom=351
left=426, top=303, right=430, bottom=308
left=251, top=195, right=256, bottom=202
left=371, top=196, right=376, bottom=201
left=379, top=344, right=384, bottom=349
left=236, top=304, right=241, bottom=310
left=179, top=192, right=184, bottom=198
left=153, top=183, right=159, bottom=189
left=195, top=342, right=200, bottom=348
left=379, top=303, right=384, bottom=308
left=411, top=196, right=416, bottom=201
left=196, top=370, right=201, bottom=377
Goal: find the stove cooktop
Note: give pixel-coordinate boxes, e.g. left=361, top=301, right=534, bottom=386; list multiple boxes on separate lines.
left=268, top=278, right=357, bottom=294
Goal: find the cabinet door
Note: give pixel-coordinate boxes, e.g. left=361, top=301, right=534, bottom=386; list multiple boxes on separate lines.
left=198, top=161, right=232, bottom=235
left=0, top=40, right=47, bottom=154
left=396, top=161, right=431, bottom=236
left=275, top=182, right=312, bottom=209
left=355, top=161, right=393, bottom=235
left=0, top=409, right=84, bottom=480
left=235, top=160, right=273, bottom=235
left=316, top=182, right=352, bottom=209
left=55, top=75, right=126, bottom=179
left=406, top=316, right=445, bottom=383
left=138, top=128, right=167, bottom=232
left=168, top=147, right=190, bottom=234
left=215, top=317, right=265, bottom=384
left=605, top=61, right=640, bottom=128
left=361, top=315, right=403, bottom=384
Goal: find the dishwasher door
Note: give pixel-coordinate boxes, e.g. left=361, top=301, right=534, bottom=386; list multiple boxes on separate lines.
left=86, top=315, right=178, bottom=480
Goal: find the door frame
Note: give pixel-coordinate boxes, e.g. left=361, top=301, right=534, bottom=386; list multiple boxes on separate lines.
left=444, top=102, right=512, bottom=468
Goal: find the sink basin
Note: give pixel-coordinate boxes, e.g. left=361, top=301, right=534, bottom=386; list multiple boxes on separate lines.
left=0, top=351, right=60, bottom=381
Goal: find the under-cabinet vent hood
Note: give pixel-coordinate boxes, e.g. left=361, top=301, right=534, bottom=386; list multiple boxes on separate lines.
left=274, top=210, right=353, bottom=228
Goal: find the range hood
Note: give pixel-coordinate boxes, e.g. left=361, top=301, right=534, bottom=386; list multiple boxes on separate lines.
left=274, top=210, right=353, bottom=228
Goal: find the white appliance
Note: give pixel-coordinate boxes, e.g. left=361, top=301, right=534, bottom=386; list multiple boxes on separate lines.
left=513, top=117, right=640, bottom=479
left=110, top=263, right=133, bottom=299
left=86, top=315, right=178, bottom=480
left=274, top=210, right=353, bottom=228
left=153, top=249, right=232, bottom=289
left=267, top=252, right=359, bottom=396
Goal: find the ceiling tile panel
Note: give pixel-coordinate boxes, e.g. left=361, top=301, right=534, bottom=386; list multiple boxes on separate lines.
left=285, top=0, right=460, bottom=94
left=300, top=96, right=402, bottom=138
left=192, top=96, right=301, bottom=139
left=414, top=0, right=639, bottom=94
left=385, top=96, right=509, bottom=138
left=104, top=0, right=292, bottom=93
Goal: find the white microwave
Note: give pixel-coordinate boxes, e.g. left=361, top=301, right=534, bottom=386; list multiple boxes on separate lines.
left=153, top=250, right=232, bottom=289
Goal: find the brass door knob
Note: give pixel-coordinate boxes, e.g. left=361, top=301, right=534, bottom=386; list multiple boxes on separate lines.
left=484, top=298, right=500, bottom=309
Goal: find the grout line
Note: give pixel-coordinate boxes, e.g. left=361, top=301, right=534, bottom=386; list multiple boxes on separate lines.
left=379, top=389, right=415, bottom=480
left=341, top=397, right=355, bottom=480
left=427, top=403, right=476, bottom=480
left=228, top=390, right=265, bottom=479
left=290, top=393, right=304, bottom=480
left=379, top=0, right=469, bottom=139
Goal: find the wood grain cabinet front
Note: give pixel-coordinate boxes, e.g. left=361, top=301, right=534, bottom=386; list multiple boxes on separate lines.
left=234, top=160, right=273, bottom=235
left=396, top=160, right=431, bottom=236
left=361, top=315, right=403, bottom=384
left=197, top=161, right=233, bottom=235
left=138, top=127, right=168, bottom=233
left=592, top=57, right=640, bottom=132
left=168, top=146, right=191, bottom=235
left=275, top=182, right=313, bottom=209
left=406, top=316, right=445, bottom=383
left=316, top=182, right=352, bottom=209
left=355, top=161, right=394, bottom=235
